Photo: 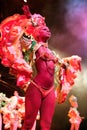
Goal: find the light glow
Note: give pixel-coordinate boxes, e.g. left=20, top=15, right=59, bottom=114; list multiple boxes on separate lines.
left=23, top=0, right=27, bottom=3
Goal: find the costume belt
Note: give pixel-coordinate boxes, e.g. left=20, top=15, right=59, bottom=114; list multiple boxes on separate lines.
left=31, top=80, right=54, bottom=97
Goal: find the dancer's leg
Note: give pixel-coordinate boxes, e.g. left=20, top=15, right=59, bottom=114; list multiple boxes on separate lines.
left=40, top=89, right=56, bottom=130
left=22, top=83, right=41, bottom=129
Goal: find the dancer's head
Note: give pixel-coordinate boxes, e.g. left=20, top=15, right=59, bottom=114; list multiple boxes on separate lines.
left=69, top=95, right=78, bottom=108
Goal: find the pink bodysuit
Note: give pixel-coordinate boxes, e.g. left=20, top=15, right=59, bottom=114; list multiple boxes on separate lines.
left=23, top=45, right=57, bottom=130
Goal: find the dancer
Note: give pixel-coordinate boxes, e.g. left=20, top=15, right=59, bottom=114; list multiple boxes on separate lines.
left=22, top=13, right=58, bottom=130
left=68, top=95, right=83, bottom=130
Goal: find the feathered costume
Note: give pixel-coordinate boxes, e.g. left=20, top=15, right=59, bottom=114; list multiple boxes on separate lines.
left=0, top=5, right=81, bottom=130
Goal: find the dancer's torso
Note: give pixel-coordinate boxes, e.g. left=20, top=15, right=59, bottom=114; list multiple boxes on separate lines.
left=34, top=46, right=55, bottom=89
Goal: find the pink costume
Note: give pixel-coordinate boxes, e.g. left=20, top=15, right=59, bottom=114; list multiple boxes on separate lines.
left=22, top=44, right=57, bottom=130
left=68, top=107, right=82, bottom=125
left=68, top=95, right=83, bottom=130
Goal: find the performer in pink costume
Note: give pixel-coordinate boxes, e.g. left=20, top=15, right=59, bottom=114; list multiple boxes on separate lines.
left=22, top=14, right=58, bottom=130
left=68, top=95, right=84, bottom=130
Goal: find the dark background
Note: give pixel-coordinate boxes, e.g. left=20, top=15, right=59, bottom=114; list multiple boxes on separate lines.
left=0, top=0, right=87, bottom=130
